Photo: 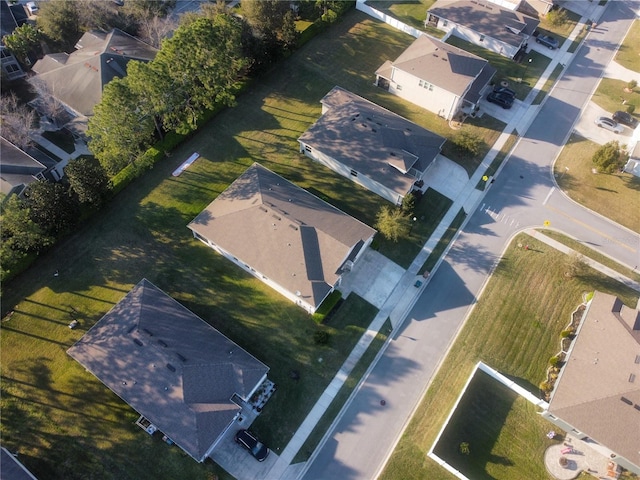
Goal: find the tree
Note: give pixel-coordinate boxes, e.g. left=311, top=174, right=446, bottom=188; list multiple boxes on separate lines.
left=87, top=77, right=155, bottom=175
left=24, top=180, right=79, bottom=236
left=281, top=10, right=299, bottom=50
left=29, top=77, right=67, bottom=127
left=545, top=8, right=568, bottom=27
left=36, top=0, right=81, bottom=51
left=242, top=0, right=290, bottom=33
left=401, top=192, right=416, bottom=215
left=375, top=205, right=411, bottom=242
left=2, top=23, right=42, bottom=63
left=0, top=92, right=36, bottom=149
left=592, top=141, right=627, bottom=173
left=65, top=157, right=111, bottom=206
left=1, top=195, right=53, bottom=253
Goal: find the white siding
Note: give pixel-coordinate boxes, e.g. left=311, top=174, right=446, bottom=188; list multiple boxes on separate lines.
left=389, top=67, right=461, bottom=120
left=443, top=22, right=520, bottom=58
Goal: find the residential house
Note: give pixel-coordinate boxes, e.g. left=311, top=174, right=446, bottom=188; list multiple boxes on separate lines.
left=624, top=141, right=640, bottom=177
left=375, top=35, right=496, bottom=120
left=0, top=137, right=64, bottom=198
left=1, top=447, right=39, bottom=480
left=298, top=86, right=446, bottom=205
left=30, top=29, right=157, bottom=133
left=426, top=0, right=540, bottom=59
left=188, top=163, right=376, bottom=314
left=67, top=279, right=270, bottom=463
left=541, top=291, right=640, bottom=474
left=0, top=0, right=26, bottom=81
left=488, top=0, right=554, bottom=16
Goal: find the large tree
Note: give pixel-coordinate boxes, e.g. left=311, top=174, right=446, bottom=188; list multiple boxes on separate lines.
left=65, top=157, right=111, bottom=206
left=1, top=195, right=53, bottom=253
left=242, top=0, right=290, bottom=33
left=375, top=205, right=411, bottom=242
left=36, top=0, right=81, bottom=50
left=2, top=23, right=42, bottom=64
left=592, top=141, right=627, bottom=174
left=0, top=92, right=36, bottom=149
left=24, top=181, right=79, bottom=236
left=87, top=77, right=155, bottom=175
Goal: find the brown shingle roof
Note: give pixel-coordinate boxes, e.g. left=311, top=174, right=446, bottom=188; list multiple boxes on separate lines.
left=548, top=292, right=640, bottom=469
left=67, top=279, right=268, bottom=462
left=299, top=87, right=446, bottom=197
left=379, top=35, right=495, bottom=97
left=187, top=163, right=376, bottom=310
left=428, top=0, right=539, bottom=48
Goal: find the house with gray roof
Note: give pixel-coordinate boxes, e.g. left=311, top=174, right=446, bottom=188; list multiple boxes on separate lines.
left=426, top=0, right=539, bottom=59
left=1, top=447, right=39, bottom=480
left=376, top=35, right=496, bottom=120
left=30, top=29, right=157, bottom=132
left=1, top=0, right=26, bottom=81
left=298, top=86, right=446, bottom=205
left=541, top=291, right=640, bottom=474
left=0, top=137, right=62, bottom=198
left=188, top=163, right=376, bottom=314
left=67, top=279, right=269, bottom=462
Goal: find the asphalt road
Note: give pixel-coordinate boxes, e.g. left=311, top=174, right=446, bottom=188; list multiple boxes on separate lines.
left=301, top=2, right=640, bottom=479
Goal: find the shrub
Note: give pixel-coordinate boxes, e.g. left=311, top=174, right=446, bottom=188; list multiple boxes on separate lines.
left=312, top=290, right=342, bottom=323
left=560, top=329, right=574, bottom=338
left=549, top=355, right=562, bottom=367
left=627, top=79, right=637, bottom=90
left=626, top=103, right=635, bottom=114
left=546, top=8, right=568, bottom=27
left=401, top=192, right=416, bottom=215
left=592, top=141, right=627, bottom=174
left=539, top=381, right=552, bottom=393
left=313, top=328, right=330, bottom=345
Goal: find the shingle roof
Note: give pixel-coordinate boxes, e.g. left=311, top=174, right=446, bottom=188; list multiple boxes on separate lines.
left=428, top=0, right=539, bottom=48
left=379, top=35, right=495, bottom=97
left=67, top=279, right=269, bottom=462
left=30, top=29, right=157, bottom=116
left=299, top=87, right=446, bottom=197
left=0, top=447, right=39, bottom=480
left=548, top=292, right=640, bottom=469
left=188, top=163, right=376, bottom=310
left=0, top=138, right=49, bottom=195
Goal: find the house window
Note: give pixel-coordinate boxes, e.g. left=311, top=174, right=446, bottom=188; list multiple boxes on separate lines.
left=304, top=145, right=312, bottom=153
left=5, top=64, right=19, bottom=73
left=350, top=169, right=358, bottom=177
left=396, top=85, right=402, bottom=91
left=418, top=80, right=434, bottom=91
left=479, top=35, right=485, bottom=42
left=443, top=20, right=448, bottom=27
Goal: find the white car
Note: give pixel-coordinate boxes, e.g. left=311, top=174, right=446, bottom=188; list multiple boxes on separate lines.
left=26, top=2, right=38, bottom=15
left=594, top=116, right=624, bottom=134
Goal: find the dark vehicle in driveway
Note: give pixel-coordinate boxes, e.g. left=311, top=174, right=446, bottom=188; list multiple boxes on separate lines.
left=493, top=86, right=516, bottom=98
left=536, top=34, right=560, bottom=49
left=235, top=429, right=269, bottom=462
left=487, top=91, right=514, bottom=109
left=612, top=110, right=638, bottom=128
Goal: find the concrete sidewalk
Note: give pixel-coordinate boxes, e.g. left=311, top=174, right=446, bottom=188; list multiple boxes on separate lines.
left=267, top=4, right=612, bottom=480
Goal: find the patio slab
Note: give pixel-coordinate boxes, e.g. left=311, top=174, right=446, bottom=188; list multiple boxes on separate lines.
left=544, top=434, right=620, bottom=480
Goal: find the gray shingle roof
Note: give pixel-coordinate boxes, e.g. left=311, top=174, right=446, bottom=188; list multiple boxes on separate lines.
left=548, top=291, right=640, bottom=469
left=67, top=279, right=268, bottom=462
left=380, top=35, right=495, bottom=97
left=428, top=0, right=539, bottom=48
left=0, top=137, right=49, bottom=195
left=30, top=29, right=157, bottom=116
left=299, top=87, right=446, bottom=197
left=188, top=163, right=376, bottom=310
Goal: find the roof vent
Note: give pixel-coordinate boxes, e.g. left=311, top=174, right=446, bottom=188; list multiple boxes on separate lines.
left=635, top=355, right=640, bottom=364
left=634, top=404, right=640, bottom=412
left=621, top=396, right=633, bottom=405
left=143, top=328, right=153, bottom=336
left=127, top=325, right=136, bottom=334
left=372, top=128, right=377, bottom=133
left=176, top=353, right=186, bottom=362
left=157, top=339, right=168, bottom=348
left=134, top=338, right=143, bottom=346
left=630, top=373, right=636, bottom=383
left=166, top=364, right=176, bottom=372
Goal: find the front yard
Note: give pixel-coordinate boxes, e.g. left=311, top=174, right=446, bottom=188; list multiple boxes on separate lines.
left=379, top=232, right=639, bottom=480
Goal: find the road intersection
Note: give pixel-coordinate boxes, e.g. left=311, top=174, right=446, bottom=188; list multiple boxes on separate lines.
left=299, top=2, right=640, bottom=479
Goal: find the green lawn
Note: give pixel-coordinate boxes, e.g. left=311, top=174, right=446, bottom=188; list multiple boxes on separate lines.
left=445, top=36, right=551, bottom=100
left=421, top=208, right=466, bottom=273
left=554, top=133, right=640, bottom=233
left=432, top=369, right=562, bottom=480
left=591, top=77, right=640, bottom=118
left=532, top=64, right=564, bottom=105
left=537, top=8, right=581, bottom=42
left=379, top=232, right=639, bottom=480
left=615, top=19, right=640, bottom=73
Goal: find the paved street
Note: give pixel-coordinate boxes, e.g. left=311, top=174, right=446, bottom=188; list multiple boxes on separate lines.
left=300, top=2, right=640, bottom=479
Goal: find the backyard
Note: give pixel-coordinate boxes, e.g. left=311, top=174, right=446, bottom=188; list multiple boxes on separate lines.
left=379, top=232, right=639, bottom=480
left=0, top=9, right=538, bottom=480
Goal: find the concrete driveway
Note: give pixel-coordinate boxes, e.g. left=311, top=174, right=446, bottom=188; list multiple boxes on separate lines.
left=477, top=97, right=525, bottom=124
left=422, top=154, right=469, bottom=201
left=574, top=101, right=636, bottom=145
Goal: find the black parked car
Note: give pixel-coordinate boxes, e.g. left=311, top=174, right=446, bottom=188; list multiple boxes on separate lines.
left=235, top=429, right=270, bottom=462
left=493, top=86, right=517, bottom=98
left=536, top=34, right=560, bottom=49
left=487, top=91, right=514, bottom=109
left=612, top=110, right=639, bottom=128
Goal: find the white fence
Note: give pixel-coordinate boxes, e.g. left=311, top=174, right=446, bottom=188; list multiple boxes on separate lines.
left=355, top=0, right=423, bottom=38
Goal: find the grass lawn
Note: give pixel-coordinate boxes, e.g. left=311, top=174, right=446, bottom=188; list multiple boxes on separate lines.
left=591, top=78, right=640, bottom=118
left=532, top=64, right=564, bottom=105
left=537, top=8, right=581, bottom=42
left=379, top=232, right=639, bottom=480
left=432, top=369, right=561, bottom=480
left=41, top=129, right=76, bottom=154
left=553, top=133, right=640, bottom=233
left=0, top=12, right=415, bottom=480
left=421, top=208, right=466, bottom=273
left=445, top=36, right=551, bottom=101
left=614, top=19, right=640, bottom=73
